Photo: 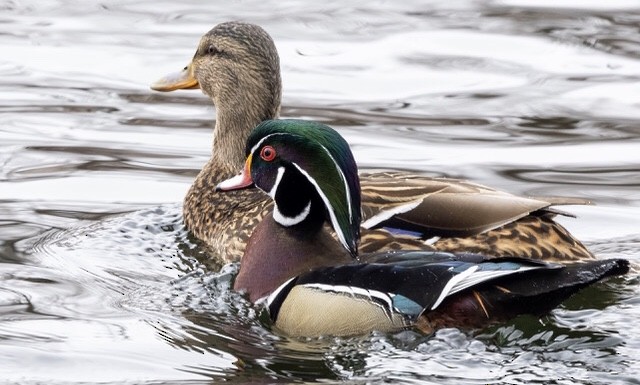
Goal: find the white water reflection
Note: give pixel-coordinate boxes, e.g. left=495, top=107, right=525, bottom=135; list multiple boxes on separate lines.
left=1, top=1, right=639, bottom=384
left=498, top=0, right=640, bottom=10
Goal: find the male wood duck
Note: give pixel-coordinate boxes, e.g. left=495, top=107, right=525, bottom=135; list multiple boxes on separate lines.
left=215, top=119, right=629, bottom=337
left=152, top=21, right=593, bottom=263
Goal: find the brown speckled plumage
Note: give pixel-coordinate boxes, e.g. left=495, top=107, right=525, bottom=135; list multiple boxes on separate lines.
left=432, top=214, right=593, bottom=263
left=183, top=169, right=272, bottom=261
left=152, top=21, right=594, bottom=263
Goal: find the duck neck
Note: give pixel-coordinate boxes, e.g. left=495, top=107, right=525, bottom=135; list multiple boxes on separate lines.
left=235, top=198, right=351, bottom=303
left=182, top=88, right=280, bottom=252
left=210, top=77, right=282, bottom=176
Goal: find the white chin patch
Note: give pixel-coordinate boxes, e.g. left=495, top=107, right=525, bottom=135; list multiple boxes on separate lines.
left=273, top=200, right=311, bottom=227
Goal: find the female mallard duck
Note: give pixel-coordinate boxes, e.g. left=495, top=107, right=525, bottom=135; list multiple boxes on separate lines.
left=152, top=21, right=593, bottom=263
left=215, top=119, right=628, bottom=337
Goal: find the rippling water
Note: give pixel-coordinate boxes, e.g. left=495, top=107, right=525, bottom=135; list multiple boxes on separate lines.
left=1, top=1, right=639, bottom=383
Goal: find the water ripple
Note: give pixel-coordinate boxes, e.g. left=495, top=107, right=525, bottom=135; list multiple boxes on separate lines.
left=1, top=1, right=639, bottom=383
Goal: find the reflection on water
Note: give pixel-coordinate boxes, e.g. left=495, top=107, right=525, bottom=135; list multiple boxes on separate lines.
left=1, top=0, right=639, bottom=383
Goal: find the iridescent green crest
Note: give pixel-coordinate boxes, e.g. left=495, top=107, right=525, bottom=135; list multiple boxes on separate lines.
left=247, top=119, right=361, bottom=255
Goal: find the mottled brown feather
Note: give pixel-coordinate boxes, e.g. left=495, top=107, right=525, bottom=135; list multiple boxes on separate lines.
left=432, top=214, right=593, bottom=262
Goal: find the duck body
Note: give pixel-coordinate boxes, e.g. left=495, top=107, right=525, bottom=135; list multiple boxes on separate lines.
left=153, top=21, right=593, bottom=263
left=266, top=253, right=627, bottom=337
left=216, top=119, right=629, bottom=338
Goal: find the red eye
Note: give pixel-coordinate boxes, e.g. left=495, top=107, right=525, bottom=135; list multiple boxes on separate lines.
left=260, top=145, right=276, bottom=161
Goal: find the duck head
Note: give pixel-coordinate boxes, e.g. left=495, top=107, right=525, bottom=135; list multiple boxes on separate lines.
left=152, top=22, right=282, bottom=171
left=217, top=119, right=361, bottom=256
left=151, top=21, right=281, bottom=108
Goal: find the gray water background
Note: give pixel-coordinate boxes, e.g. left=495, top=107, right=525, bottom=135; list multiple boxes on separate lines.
left=1, top=1, right=639, bottom=383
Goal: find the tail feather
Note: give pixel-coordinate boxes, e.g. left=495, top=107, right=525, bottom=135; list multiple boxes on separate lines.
left=493, top=258, right=629, bottom=302
left=419, top=259, right=629, bottom=332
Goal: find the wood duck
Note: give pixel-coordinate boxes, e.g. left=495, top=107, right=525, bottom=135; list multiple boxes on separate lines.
left=215, top=119, right=629, bottom=337
left=152, top=21, right=593, bottom=263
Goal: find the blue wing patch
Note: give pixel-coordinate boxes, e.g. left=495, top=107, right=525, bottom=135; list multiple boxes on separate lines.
left=391, top=294, right=423, bottom=317
left=382, top=226, right=424, bottom=238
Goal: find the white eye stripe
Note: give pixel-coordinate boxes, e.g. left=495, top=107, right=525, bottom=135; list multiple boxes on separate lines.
left=249, top=132, right=288, bottom=157
left=318, top=144, right=353, bottom=221
left=292, top=162, right=350, bottom=252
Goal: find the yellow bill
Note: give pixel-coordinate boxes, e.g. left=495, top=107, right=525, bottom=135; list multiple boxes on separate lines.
left=150, top=64, right=199, bottom=91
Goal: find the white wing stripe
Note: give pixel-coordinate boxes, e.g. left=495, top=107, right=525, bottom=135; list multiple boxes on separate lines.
left=431, top=265, right=478, bottom=310
left=262, top=277, right=297, bottom=308
left=302, top=283, right=394, bottom=315
left=361, top=199, right=423, bottom=229
left=431, top=265, right=545, bottom=310
left=447, top=265, right=542, bottom=295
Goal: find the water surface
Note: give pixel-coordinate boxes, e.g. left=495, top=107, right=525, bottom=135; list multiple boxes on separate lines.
left=1, top=1, right=639, bottom=383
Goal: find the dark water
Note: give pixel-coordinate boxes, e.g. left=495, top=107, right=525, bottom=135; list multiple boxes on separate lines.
left=1, top=1, right=639, bottom=383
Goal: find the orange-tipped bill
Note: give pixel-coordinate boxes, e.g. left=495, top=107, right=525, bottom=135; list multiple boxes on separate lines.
left=150, top=64, right=200, bottom=91
left=216, top=155, right=254, bottom=191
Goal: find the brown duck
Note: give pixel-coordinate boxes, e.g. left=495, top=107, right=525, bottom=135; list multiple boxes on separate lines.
left=151, top=21, right=593, bottom=263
